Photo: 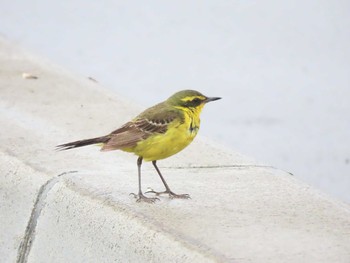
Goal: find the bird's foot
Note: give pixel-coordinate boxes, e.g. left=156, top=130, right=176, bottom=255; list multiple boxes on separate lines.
left=145, top=188, right=191, bottom=199
left=129, top=192, right=160, bottom=203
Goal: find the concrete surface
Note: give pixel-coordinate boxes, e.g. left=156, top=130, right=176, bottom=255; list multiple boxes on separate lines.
left=1, top=37, right=350, bottom=263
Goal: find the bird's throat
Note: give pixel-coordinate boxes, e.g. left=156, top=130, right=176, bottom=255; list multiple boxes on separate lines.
left=187, top=109, right=201, bottom=135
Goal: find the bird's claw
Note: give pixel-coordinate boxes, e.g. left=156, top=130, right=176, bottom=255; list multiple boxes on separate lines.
left=145, top=189, right=191, bottom=199
left=129, top=192, right=160, bottom=203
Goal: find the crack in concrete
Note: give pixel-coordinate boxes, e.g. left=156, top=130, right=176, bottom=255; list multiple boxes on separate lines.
left=164, top=164, right=272, bottom=169
left=163, top=164, right=294, bottom=176
left=16, top=171, right=77, bottom=263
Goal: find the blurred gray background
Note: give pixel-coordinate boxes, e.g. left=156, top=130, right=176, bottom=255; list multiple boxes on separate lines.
left=1, top=1, right=349, bottom=202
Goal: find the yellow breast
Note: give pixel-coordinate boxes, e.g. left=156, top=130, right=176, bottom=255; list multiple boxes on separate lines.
left=130, top=109, right=200, bottom=161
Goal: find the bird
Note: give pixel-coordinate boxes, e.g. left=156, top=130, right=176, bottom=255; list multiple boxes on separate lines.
left=57, top=90, right=221, bottom=203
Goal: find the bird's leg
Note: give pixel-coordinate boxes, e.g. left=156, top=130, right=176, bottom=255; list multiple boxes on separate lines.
left=145, top=161, right=190, bottom=199
left=130, top=157, right=159, bottom=203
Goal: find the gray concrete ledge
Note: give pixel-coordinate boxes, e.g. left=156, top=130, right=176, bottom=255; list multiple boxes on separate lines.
left=1, top=37, right=350, bottom=263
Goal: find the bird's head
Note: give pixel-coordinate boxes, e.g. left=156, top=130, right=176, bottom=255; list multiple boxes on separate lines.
left=167, top=90, right=221, bottom=113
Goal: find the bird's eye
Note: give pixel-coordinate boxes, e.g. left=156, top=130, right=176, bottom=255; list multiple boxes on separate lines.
left=192, top=98, right=201, bottom=104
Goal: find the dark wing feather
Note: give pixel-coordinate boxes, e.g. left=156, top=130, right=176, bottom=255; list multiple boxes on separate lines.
left=101, top=105, right=183, bottom=151
left=101, top=122, right=147, bottom=151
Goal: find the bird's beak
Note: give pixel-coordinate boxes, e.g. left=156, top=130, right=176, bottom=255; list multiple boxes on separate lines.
left=205, top=97, right=221, bottom=103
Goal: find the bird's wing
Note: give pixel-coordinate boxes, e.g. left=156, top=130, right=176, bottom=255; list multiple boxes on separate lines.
left=101, top=107, right=182, bottom=151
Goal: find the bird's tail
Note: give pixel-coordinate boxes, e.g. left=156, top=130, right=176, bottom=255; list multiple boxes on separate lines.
left=56, top=136, right=109, bottom=151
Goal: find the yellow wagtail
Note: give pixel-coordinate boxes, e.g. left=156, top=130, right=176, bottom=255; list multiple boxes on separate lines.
left=57, top=90, right=221, bottom=203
